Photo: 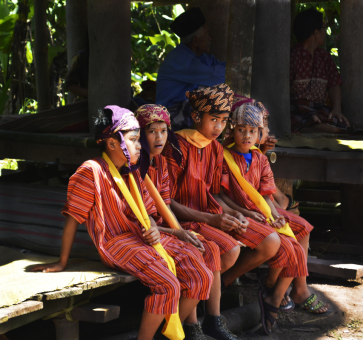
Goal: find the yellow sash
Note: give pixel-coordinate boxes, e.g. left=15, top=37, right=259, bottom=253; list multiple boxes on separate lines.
left=227, top=143, right=261, bottom=153
left=103, top=153, right=184, bottom=340
left=223, top=149, right=296, bottom=240
left=144, top=174, right=180, bottom=230
left=175, top=129, right=212, bottom=148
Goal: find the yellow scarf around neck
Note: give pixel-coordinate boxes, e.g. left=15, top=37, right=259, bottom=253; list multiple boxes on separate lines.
left=227, top=143, right=261, bottom=153
left=102, top=153, right=184, bottom=340
left=175, top=129, right=212, bottom=149
left=223, top=149, right=296, bottom=240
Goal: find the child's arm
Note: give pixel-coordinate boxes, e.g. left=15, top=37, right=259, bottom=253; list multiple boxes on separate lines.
left=170, top=198, right=243, bottom=234
left=219, top=189, right=266, bottom=223
left=31, top=215, right=79, bottom=272
left=263, top=195, right=285, bottom=229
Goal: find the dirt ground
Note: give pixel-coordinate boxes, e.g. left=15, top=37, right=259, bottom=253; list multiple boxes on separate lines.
left=236, top=273, right=363, bottom=340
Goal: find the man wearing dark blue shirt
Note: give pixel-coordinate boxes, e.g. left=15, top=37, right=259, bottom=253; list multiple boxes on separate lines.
left=156, top=8, right=226, bottom=130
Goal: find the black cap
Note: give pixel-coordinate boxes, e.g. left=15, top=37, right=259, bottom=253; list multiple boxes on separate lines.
left=170, top=7, right=206, bottom=38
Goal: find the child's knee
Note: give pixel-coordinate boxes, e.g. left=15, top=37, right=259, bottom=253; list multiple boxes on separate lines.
left=222, top=245, right=240, bottom=267
left=164, top=275, right=181, bottom=302
left=264, top=232, right=281, bottom=257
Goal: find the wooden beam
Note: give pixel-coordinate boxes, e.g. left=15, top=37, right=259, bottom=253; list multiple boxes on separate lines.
left=71, top=303, right=120, bottom=323
left=0, top=301, right=43, bottom=325
left=310, top=242, right=363, bottom=256
left=308, top=257, right=363, bottom=279
left=225, top=0, right=256, bottom=96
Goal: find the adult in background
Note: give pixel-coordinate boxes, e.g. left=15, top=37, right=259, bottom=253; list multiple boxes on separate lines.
left=156, top=7, right=225, bottom=130
left=290, top=8, right=349, bottom=133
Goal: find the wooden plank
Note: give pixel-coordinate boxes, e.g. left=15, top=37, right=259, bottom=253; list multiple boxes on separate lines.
left=225, top=0, right=256, bottom=97
left=269, top=147, right=363, bottom=184
left=307, top=257, right=363, bottom=279
left=43, top=287, right=84, bottom=301
left=71, top=303, right=120, bottom=323
left=295, top=189, right=341, bottom=203
left=310, top=242, right=363, bottom=256
left=0, top=301, right=43, bottom=324
left=78, top=273, right=137, bottom=291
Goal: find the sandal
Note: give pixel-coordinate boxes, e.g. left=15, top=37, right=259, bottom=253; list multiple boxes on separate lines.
left=258, top=275, right=295, bottom=312
left=286, top=195, right=299, bottom=211
left=258, top=289, right=279, bottom=335
left=295, top=294, right=332, bottom=315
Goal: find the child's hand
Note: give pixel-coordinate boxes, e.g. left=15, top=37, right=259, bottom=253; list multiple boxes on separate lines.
left=272, top=216, right=285, bottom=229
left=30, top=261, right=66, bottom=273
left=248, top=211, right=266, bottom=223
left=211, top=213, right=242, bottom=233
left=231, top=212, right=248, bottom=235
left=175, top=230, right=205, bottom=253
left=260, top=135, right=277, bottom=154
left=142, top=226, right=161, bottom=245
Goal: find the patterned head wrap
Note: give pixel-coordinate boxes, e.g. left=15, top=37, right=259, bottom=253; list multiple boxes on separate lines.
left=95, top=105, right=139, bottom=169
left=231, top=103, right=264, bottom=128
left=186, top=83, right=234, bottom=116
left=232, top=95, right=269, bottom=119
left=135, top=104, right=182, bottom=179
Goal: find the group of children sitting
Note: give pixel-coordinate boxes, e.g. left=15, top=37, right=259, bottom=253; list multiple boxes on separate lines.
left=32, top=83, right=328, bottom=340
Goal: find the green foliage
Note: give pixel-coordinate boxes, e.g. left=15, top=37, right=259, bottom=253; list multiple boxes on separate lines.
left=19, top=98, right=37, bottom=114
left=0, top=158, right=18, bottom=176
left=296, top=1, right=341, bottom=68
left=131, top=3, right=183, bottom=84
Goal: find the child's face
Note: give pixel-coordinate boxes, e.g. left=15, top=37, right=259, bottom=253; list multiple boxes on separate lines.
left=145, top=122, right=168, bottom=157
left=233, top=124, right=259, bottom=153
left=192, top=112, right=229, bottom=141
left=124, top=129, right=141, bottom=164
left=259, top=117, right=270, bottom=145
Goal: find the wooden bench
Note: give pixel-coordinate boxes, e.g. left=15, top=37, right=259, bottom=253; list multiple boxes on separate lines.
left=0, top=272, right=137, bottom=339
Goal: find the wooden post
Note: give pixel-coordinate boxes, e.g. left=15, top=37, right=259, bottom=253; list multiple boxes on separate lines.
left=225, top=0, right=256, bottom=96
left=34, top=0, right=51, bottom=111
left=87, top=0, right=131, bottom=134
left=53, top=317, right=79, bottom=340
left=340, top=0, right=363, bottom=129
left=199, top=0, right=230, bottom=62
left=250, top=0, right=291, bottom=138
left=66, top=0, right=88, bottom=104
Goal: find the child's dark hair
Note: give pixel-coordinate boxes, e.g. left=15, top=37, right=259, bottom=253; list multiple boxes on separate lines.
left=293, top=8, right=323, bottom=42
left=94, top=108, right=120, bottom=152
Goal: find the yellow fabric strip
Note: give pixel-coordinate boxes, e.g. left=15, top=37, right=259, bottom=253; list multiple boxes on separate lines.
left=175, top=129, right=212, bottom=148
left=144, top=174, right=180, bottom=230
left=227, top=143, right=262, bottom=154
left=223, top=149, right=296, bottom=240
left=102, top=153, right=184, bottom=340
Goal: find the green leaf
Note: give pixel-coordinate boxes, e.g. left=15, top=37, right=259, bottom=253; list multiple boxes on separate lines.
left=0, top=33, right=12, bottom=53
left=131, top=72, right=143, bottom=82
left=0, top=78, right=11, bottom=115
left=0, top=51, right=9, bottom=79
left=0, top=4, right=10, bottom=20
left=149, top=34, right=165, bottom=45
left=172, top=4, right=184, bottom=19
left=144, top=72, right=157, bottom=81
left=0, top=14, right=18, bottom=33
left=162, top=14, right=173, bottom=21
left=26, top=41, right=33, bottom=63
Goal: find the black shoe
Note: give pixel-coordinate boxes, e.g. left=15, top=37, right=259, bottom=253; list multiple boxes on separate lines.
left=202, top=314, right=239, bottom=340
left=183, top=322, right=207, bottom=340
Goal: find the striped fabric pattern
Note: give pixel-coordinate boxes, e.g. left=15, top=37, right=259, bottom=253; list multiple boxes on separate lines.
left=221, top=151, right=309, bottom=278
left=148, top=154, right=221, bottom=272
left=163, top=136, right=240, bottom=256
left=62, top=158, right=212, bottom=314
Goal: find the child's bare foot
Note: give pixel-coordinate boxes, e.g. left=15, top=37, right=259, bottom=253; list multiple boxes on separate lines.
left=290, top=291, right=328, bottom=314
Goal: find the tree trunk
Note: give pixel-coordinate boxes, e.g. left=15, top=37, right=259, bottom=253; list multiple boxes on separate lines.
left=66, top=0, right=88, bottom=104
left=87, top=0, right=131, bottom=134
left=34, top=0, right=51, bottom=111
left=251, top=0, right=291, bottom=138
